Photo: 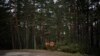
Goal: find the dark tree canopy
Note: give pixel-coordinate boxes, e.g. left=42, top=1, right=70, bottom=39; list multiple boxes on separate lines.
left=0, top=0, right=100, bottom=55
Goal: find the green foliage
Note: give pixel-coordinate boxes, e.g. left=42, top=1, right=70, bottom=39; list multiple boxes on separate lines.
left=57, top=43, right=81, bottom=53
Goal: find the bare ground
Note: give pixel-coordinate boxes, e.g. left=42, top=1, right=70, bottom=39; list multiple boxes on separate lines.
left=0, top=49, right=94, bottom=56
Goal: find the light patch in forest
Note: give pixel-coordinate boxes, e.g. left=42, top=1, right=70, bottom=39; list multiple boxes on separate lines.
left=36, top=9, right=41, bottom=12
left=49, top=11, right=53, bottom=13
left=63, top=31, right=66, bottom=35
left=11, top=9, right=15, bottom=13
left=36, top=25, right=40, bottom=30
left=93, top=22, right=96, bottom=26
left=93, top=21, right=97, bottom=27
left=20, top=22, right=24, bottom=27
left=89, top=5, right=96, bottom=10
left=92, top=5, right=95, bottom=9
left=46, top=1, right=50, bottom=3
left=53, top=0, right=58, bottom=3
left=5, top=0, right=9, bottom=4
left=59, top=5, right=63, bottom=8
left=64, top=24, right=66, bottom=26
left=99, top=1, right=100, bottom=5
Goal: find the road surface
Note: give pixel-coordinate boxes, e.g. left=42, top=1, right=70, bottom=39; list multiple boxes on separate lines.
left=0, top=50, right=94, bottom=56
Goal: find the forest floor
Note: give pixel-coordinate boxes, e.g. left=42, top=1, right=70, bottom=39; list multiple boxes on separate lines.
left=0, top=49, right=95, bottom=56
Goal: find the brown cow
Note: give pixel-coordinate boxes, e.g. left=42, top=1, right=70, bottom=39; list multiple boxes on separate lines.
left=49, top=41, right=55, bottom=50
left=45, top=41, right=50, bottom=50
left=45, top=40, right=55, bottom=50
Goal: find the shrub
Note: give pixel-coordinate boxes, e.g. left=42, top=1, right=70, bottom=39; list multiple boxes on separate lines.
left=57, top=43, right=81, bottom=53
